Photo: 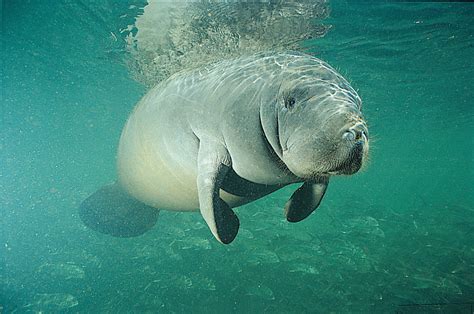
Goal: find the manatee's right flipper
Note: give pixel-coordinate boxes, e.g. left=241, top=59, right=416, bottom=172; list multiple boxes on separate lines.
left=197, top=139, right=240, bottom=244
left=79, top=182, right=159, bottom=237
left=284, top=176, right=329, bottom=222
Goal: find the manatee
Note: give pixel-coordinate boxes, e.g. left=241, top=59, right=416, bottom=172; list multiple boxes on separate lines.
left=79, top=52, right=369, bottom=244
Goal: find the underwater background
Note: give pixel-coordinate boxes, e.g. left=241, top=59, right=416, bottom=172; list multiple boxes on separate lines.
left=1, top=0, right=473, bottom=313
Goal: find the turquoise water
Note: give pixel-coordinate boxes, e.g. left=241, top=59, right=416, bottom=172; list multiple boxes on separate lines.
left=2, top=1, right=473, bottom=313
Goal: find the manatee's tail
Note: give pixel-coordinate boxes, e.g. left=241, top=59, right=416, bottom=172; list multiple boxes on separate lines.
left=79, top=182, right=159, bottom=237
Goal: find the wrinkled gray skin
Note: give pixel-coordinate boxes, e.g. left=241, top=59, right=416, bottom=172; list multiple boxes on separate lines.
left=117, top=52, right=369, bottom=244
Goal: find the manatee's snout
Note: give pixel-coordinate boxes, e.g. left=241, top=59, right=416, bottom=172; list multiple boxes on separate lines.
left=342, top=122, right=368, bottom=143
left=342, top=141, right=364, bottom=174
left=334, top=121, right=369, bottom=175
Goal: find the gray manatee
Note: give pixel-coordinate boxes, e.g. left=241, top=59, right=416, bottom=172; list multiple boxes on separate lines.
left=80, top=52, right=369, bottom=244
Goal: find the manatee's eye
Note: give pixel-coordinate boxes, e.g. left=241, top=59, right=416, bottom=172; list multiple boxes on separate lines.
left=285, top=96, right=296, bottom=109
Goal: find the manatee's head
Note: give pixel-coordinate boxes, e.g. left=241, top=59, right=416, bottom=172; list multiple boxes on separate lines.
left=260, top=56, right=369, bottom=179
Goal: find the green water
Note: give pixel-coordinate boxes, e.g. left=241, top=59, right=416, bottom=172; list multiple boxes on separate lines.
left=1, top=1, right=473, bottom=313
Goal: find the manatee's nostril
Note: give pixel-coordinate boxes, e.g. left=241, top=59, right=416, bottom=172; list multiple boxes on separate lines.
left=353, top=123, right=369, bottom=140
left=343, top=130, right=355, bottom=141
left=343, top=127, right=367, bottom=142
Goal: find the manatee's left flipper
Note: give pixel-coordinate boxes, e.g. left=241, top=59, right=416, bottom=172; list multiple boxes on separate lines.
left=284, top=176, right=329, bottom=222
left=197, top=139, right=239, bottom=244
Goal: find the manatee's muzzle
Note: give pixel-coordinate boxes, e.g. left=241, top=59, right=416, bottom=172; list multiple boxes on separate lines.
left=347, top=141, right=364, bottom=173
left=329, top=141, right=365, bottom=175
left=342, top=121, right=368, bottom=142
left=330, top=120, right=369, bottom=175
